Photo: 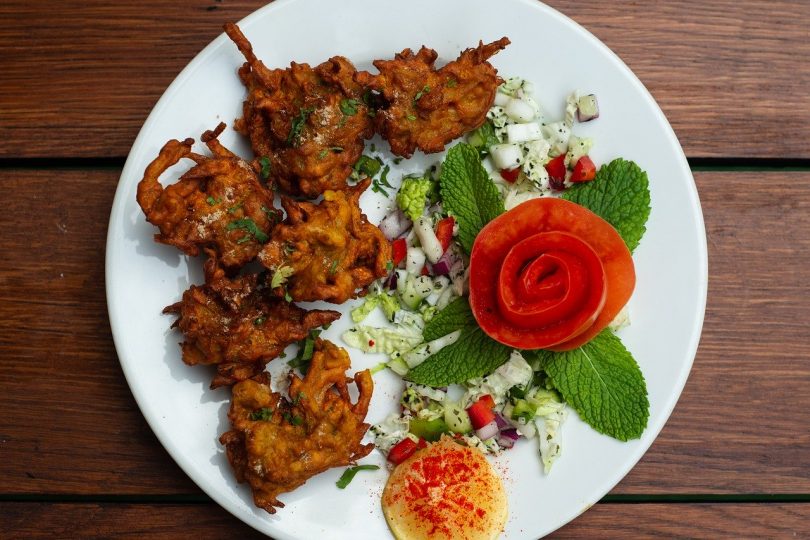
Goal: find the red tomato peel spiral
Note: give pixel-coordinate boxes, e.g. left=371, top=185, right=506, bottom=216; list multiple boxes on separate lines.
left=469, top=198, right=635, bottom=350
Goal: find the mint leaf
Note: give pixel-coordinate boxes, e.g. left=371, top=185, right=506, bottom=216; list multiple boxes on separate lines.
left=527, top=331, right=649, bottom=441
left=561, top=158, right=650, bottom=252
left=407, top=326, right=511, bottom=386
left=422, top=296, right=478, bottom=341
left=407, top=297, right=510, bottom=386
left=440, top=143, right=505, bottom=252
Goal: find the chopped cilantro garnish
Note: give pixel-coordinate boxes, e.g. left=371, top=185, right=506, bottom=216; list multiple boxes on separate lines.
left=226, top=218, right=269, bottom=243
left=393, top=157, right=403, bottom=165
left=385, top=260, right=394, bottom=272
left=339, top=98, right=360, bottom=116
left=328, top=259, right=339, bottom=275
left=253, top=316, right=266, bottom=326
left=446, top=79, right=458, bottom=88
left=354, top=155, right=383, bottom=178
left=249, top=407, right=274, bottom=421
left=372, top=165, right=394, bottom=197
left=336, top=465, right=380, bottom=489
left=270, top=265, right=294, bottom=289
left=406, top=114, right=417, bottom=121
left=261, top=205, right=278, bottom=224
left=236, top=235, right=251, bottom=245
left=413, top=85, right=430, bottom=104
left=286, top=106, right=315, bottom=147
left=288, top=328, right=321, bottom=373
left=259, top=156, right=271, bottom=179
left=206, top=196, right=219, bottom=206
left=318, top=148, right=329, bottom=160
left=284, top=289, right=293, bottom=303
left=227, top=202, right=243, bottom=214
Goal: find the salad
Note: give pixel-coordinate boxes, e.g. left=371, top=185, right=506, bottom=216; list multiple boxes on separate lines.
left=341, top=77, right=651, bottom=472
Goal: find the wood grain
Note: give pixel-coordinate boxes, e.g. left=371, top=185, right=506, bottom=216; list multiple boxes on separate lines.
left=1, top=0, right=808, bottom=159
left=1, top=168, right=808, bottom=497
left=1, top=502, right=808, bottom=538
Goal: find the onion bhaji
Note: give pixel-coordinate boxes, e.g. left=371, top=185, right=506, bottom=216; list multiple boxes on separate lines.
left=136, top=123, right=280, bottom=271
left=224, top=23, right=374, bottom=198
left=356, top=37, right=510, bottom=158
left=257, top=178, right=391, bottom=304
left=220, top=339, right=373, bottom=513
left=163, top=256, right=340, bottom=388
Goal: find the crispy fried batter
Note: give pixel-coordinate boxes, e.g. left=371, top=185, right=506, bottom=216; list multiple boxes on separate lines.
left=257, top=178, right=391, bottom=304
left=356, top=37, right=510, bottom=158
left=224, top=23, right=374, bottom=198
left=163, top=256, right=340, bottom=388
left=136, top=123, right=279, bottom=271
left=220, top=339, right=373, bottom=513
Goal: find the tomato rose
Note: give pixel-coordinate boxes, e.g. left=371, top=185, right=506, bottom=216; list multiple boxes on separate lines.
left=469, top=198, right=635, bottom=350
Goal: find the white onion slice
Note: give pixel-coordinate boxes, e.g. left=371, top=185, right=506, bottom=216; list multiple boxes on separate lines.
left=506, top=122, right=542, bottom=143
left=405, top=246, right=426, bottom=274
left=475, top=420, right=499, bottom=441
left=504, top=97, right=536, bottom=122
left=490, top=143, right=522, bottom=170
left=414, top=217, right=443, bottom=263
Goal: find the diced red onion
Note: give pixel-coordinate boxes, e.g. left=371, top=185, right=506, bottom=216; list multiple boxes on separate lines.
left=494, top=412, right=510, bottom=430
left=379, top=208, right=411, bottom=240
left=475, top=419, right=499, bottom=441
left=432, top=249, right=458, bottom=277
left=497, top=428, right=520, bottom=449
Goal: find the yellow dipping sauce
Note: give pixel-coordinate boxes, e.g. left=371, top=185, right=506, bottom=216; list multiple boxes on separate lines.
left=382, top=436, right=507, bottom=540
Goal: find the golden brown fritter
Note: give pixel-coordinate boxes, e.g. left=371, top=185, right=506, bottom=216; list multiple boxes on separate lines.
left=356, top=37, right=510, bottom=158
left=163, top=256, right=340, bottom=388
left=224, top=23, right=374, bottom=198
left=220, top=339, right=373, bottom=513
left=136, top=123, right=279, bottom=271
left=257, top=178, right=391, bottom=304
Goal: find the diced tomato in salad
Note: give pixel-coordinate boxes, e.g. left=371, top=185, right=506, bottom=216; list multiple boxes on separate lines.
left=499, top=167, right=521, bottom=183
left=570, top=156, right=596, bottom=183
left=466, top=397, right=496, bottom=430
left=435, top=216, right=455, bottom=252
left=388, top=437, right=427, bottom=465
left=392, top=238, right=407, bottom=267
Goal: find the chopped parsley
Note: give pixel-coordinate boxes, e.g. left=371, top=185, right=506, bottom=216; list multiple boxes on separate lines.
left=284, top=289, right=293, bottom=303
left=336, top=465, right=380, bottom=489
left=385, top=260, right=394, bottom=272
left=206, top=196, right=220, bottom=206
left=283, top=412, right=303, bottom=426
left=339, top=98, right=360, bottom=116
left=318, top=148, right=329, bottom=160
left=286, top=106, right=315, bottom=147
left=259, top=156, right=271, bottom=179
left=249, top=407, right=274, bottom=421
left=226, top=218, right=269, bottom=243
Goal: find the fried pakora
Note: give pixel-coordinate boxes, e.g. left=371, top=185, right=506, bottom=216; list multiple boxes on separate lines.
left=136, top=123, right=279, bottom=271
left=163, top=256, right=340, bottom=388
left=257, top=178, right=391, bottom=304
left=220, top=339, right=373, bottom=513
left=224, top=23, right=374, bottom=198
left=356, top=37, right=510, bottom=158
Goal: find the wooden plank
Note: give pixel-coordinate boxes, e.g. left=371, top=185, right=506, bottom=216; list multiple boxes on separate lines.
left=0, top=0, right=808, bottom=159
left=1, top=502, right=808, bottom=538
left=0, top=169, right=808, bottom=495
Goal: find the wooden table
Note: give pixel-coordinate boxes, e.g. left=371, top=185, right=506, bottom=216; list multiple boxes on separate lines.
left=2, top=1, right=808, bottom=537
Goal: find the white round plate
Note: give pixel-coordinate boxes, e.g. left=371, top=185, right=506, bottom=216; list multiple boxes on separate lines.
left=106, top=0, right=707, bottom=538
